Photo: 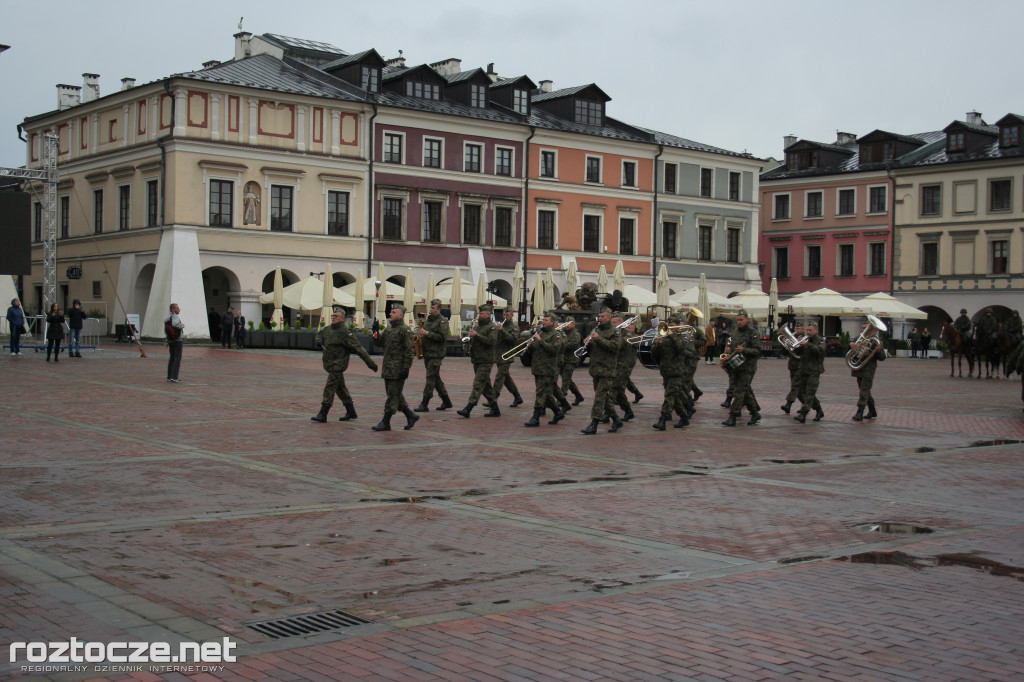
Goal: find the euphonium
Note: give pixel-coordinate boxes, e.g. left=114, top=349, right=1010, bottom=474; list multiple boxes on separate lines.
left=413, top=316, right=425, bottom=360
left=846, top=315, right=887, bottom=370
left=777, top=324, right=806, bottom=358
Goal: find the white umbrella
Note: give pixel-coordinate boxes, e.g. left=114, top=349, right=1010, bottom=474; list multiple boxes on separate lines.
left=271, top=266, right=284, bottom=330
left=353, top=269, right=365, bottom=329
left=696, top=272, right=710, bottom=323
left=597, top=264, right=608, bottom=294
left=544, top=267, right=556, bottom=313
left=857, top=292, right=926, bottom=320
left=510, top=261, right=524, bottom=313
left=768, top=277, right=779, bottom=331
left=259, top=275, right=355, bottom=313
left=449, top=267, right=463, bottom=336
left=621, top=284, right=658, bottom=310
left=340, top=280, right=424, bottom=306
left=565, top=260, right=578, bottom=300
left=727, top=288, right=772, bottom=321
left=782, top=288, right=869, bottom=317
left=531, top=272, right=545, bottom=325
left=670, top=285, right=740, bottom=314
left=656, top=264, right=671, bottom=309
left=612, top=260, right=626, bottom=293
left=375, top=262, right=387, bottom=327
left=433, top=278, right=509, bottom=309
left=476, top=273, right=488, bottom=311
left=404, top=268, right=416, bottom=326
left=319, top=264, right=334, bottom=327
left=426, top=273, right=436, bottom=308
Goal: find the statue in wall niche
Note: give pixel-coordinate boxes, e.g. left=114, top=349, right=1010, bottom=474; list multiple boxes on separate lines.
left=243, top=182, right=261, bottom=226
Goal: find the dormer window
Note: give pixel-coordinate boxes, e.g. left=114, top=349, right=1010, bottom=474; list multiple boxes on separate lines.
left=361, top=66, right=379, bottom=93
left=947, top=131, right=965, bottom=152
left=469, top=84, right=486, bottom=108
left=574, top=100, right=602, bottom=126
left=513, top=89, right=528, bottom=114
left=1001, top=125, right=1019, bottom=147
left=407, top=81, right=440, bottom=100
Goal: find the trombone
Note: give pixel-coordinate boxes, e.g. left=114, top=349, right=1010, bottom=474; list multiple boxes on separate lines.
left=657, top=321, right=695, bottom=340
left=501, top=321, right=569, bottom=361
left=575, top=315, right=638, bottom=357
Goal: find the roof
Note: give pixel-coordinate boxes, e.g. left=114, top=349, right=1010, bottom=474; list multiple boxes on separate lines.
left=260, top=33, right=347, bottom=57
left=321, top=49, right=383, bottom=71
left=175, top=54, right=369, bottom=102
left=532, top=83, right=610, bottom=104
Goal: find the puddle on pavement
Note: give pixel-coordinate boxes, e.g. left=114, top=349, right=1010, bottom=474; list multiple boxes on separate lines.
left=358, top=495, right=449, bottom=503
left=856, top=522, right=934, bottom=535
left=777, top=555, right=827, bottom=564
left=765, top=458, right=818, bottom=464
left=837, top=551, right=1024, bottom=581
left=539, top=479, right=578, bottom=485
left=967, top=439, right=1023, bottom=447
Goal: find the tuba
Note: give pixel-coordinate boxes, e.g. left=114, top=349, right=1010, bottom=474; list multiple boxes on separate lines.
left=777, top=324, right=806, bottom=358
left=413, top=315, right=425, bottom=360
left=846, top=315, right=887, bottom=370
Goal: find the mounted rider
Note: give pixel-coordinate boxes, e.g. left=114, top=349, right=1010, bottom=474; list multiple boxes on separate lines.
left=953, top=308, right=974, bottom=350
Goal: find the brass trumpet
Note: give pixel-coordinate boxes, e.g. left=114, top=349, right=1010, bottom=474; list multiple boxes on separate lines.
left=502, top=321, right=570, bottom=361
left=575, top=315, right=638, bottom=357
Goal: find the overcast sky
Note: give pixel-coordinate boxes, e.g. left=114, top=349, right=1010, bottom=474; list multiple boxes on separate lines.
left=2, top=0, right=1021, bottom=168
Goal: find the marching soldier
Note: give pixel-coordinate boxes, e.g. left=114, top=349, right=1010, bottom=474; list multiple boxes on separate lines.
left=524, top=312, right=567, bottom=426
left=493, top=309, right=526, bottom=408
left=311, top=306, right=379, bottom=423
left=652, top=314, right=697, bottom=430
left=610, top=314, right=638, bottom=422
left=371, top=305, right=418, bottom=431
left=793, top=320, right=826, bottom=423
left=413, top=299, right=453, bottom=412
left=684, top=307, right=705, bottom=405
left=722, top=309, right=761, bottom=427
left=851, top=320, right=886, bottom=421
left=581, top=308, right=625, bottom=435
left=558, top=317, right=586, bottom=406
left=457, top=304, right=500, bottom=418
left=780, top=323, right=804, bottom=414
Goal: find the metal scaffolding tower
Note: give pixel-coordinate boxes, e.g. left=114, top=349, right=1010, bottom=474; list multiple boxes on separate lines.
left=0, top=133, right=58, bottom=310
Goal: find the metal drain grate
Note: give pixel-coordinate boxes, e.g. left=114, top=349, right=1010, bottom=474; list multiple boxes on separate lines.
left=246, top=609, right=372, bottom=639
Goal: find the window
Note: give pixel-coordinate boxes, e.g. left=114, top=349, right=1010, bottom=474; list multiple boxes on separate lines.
left=494, top=206, right=512, bottom=247
left=512, top=89, right=528, bottom=115
left=869, top=186, right=887, bottom=213
left=361, top=66, right=379, bottom=93
left=422, top=201, right=443, bottom=243
left=774, top=246, right=789, bottom=279
left=773, top=194, right=790, bottom=220
left=619, top=217, right=635, bottom=255
left=729, top=172, right=741, bottom=201
left=837, top=188, right=855, bottom=215
left=146, top=180, right=158, bottom=227
left=583, top=215, right=601, bottom=253
left=992, top=240, right=1009, bottom=274
left=574, top=100, right=602, bottom=125
left=868, top=243, right=886, bottom=276
left=990, top=179, right=1011, bottom=211
left=93, top=189, right=104, bottom=234
left=118, top=185, right=130, bottom=230
left=406, top=81, right=440, bottom=100
left=495, top=147, right=512, bottom=176
left=921, top=242, right=938, bottom=276
left=664, top=163, right=676, bottom=193
left=423, top=139, right=442, bottom=168
left=60, top=196, right=69, bottom=239
left=698, top=224, right=712, bottom=261
left=806, top=191, right=823, bottom=218
left=838, top=244, right=854, bottom=276
left=463, top=204, right=481, bottom=244
left=540, top=150, right=556, bottom=178
left=922, top=185, right=941, bottom=215
left=1001, top=125, right=1020, bottom=147
left=726, top=227, right=740, bottom=263
left=537, top=210, right=555, bottom=249
left=585, top=156, right=601, bottom=183
left=383, top=133, right=402, bottom=163
left=464, top=144, right=481, bottom=173
left=209, top=181, right=231, bottom=227
left=948, top=131, right=964, bottom=152
left=33, top=202, right=41, bottom=241
left=622, top=161, right=636, bottom=188
left=470, top=84, right=486, bottom=108
left=700, top=168, right=713, bottom=198
left=806, top=245, right=822, bottom=278
left=382, top=198, right=402, bottom=240
left=270, top=186, right=293, bottom=232
left=662, top=221, right=677, bottom=259
left=327, top=191, right=349, bottom=236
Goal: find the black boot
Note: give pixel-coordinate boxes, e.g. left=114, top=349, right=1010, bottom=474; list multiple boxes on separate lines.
left=310, top=403, right=330, bottom=423
left=559, top=397, right=572, bottom=413
left=813, top=407, right=824, bottom=422
left=692, top=387, right=703, bottom=402
left=524, top=409, right=542, bottom=427
left=623, top=408, right=635, bottom=422
left=484, top=403, right=501, bottom=417
left=549, top=406, right=566, bottom=424
left=674, top=413, right=690, bottom=428
left=722, top=414, right=737, bottom=427
left=402, top=407, right=420, bottom=430
left=337, top=404, right=357, bottom=421
left=436, top=395, right=453, bottom=411
left=852, top=406, right=864, bottom=421
left=632, top=390, right=644, bottom=404
left=866, top=403, right=877, bottom=419
left=720, top=396, right=733, bottom=408
left=747, top=411, right=761, bottom=426
left=581, top=420, right=599, bottom=435
left=413, top=400, right=430, bottom=413
left=456, top=404, right=474, bottom=418
left=598, top=416, right=611, bottom=424
left=781, top=401, right=793, bottom=414
left=572, top=393, right=584, bottom=406
left=652, top=415, right=668, bottom=431
left=371, top=413, right=393, bottom=431
left=794, top=411, right=807, bottom=423
left=609, top=414, right=624, bottom=433
left=510, top=394, right=524, bottom=408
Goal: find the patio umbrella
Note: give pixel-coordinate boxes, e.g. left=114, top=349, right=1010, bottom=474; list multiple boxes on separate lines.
left=857, top=292, right=926, bottom=320
left=621, top=284, right=658, bottom=311
left=768, top=277, right=779, bottom=331
left=612, top=260, right=626, bottom=293
left=449, top=267, right=463, bottom=336
left=353, top=269, right=365, bottom=328
left=271, top=266, right=284, bottom=329
left=510, top=261, right=524, bottom=313
left=670, top=285, right=740, bottom=314
left=434, top=278, right=509, bottom=309
left=597, top=264, right=608, bottom=294
left=426, top=273, right=436, bottom=308
left=565, top=260, right=578, bottom=300
left=259, top=275, right=355, bottom=313
left=531, top=272, right=545, bottom=325
left=782, top=288, right=868, bottom=317
left=375, top=262, right=387, bottom=327
left=696, top=272, right=711, bottom=324
left=656, top=264, right=671, bottom=309
left=727, top=288, right=772, bottom=321
left=404, top=268, right=416, bottom=326
left=319, top=263, right=334, bottom=327
left=544, top=267, right=556, bottom=313
left=476, top=273, right=488, bottom=311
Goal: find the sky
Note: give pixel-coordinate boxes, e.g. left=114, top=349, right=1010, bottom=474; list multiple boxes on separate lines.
left=1, top=0, right=1022, bottom=168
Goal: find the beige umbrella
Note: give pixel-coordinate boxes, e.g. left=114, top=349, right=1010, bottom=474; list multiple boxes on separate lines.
left=476, top=273, right=488, bottom=311
left=374, top=262, right=387, bottom=327
left=782, top=288, right=868, bottom=317
left=404, top=268, right=416, bottom=326
left=352, top=269, right=365, bottom=329
left=544, top=267, right=556, bottom=313
left=531, top=272, right=545, bottom=325
left=670, top=285, right=739, bottom=314
left=271, top=266, right=284, bottom=329
left=656, top=264, right=671, bottom=309
left=449, top=267, right=463, bottom=336
left=768, top=277, right=779, bottom=331
left=319, top=263, right=334, bottom=327
left=565, top=260, right=578, bottom=300
left=426, top=273, right=436, bottom=309
left=728, top=288, right=772, bottom=321
left=857, top=292, right=926, bottom=319
left=258, top=275, right=355, bottom=311
left=510, top=261, right=524, bottom=313
left=597, top=264, right=608, bottom=294
left=696, top=272, right=711, bottom=323
left=621, top=284, right=658, bottom=311
left=433, top=278, right=508, bottom=309
left=612, top=260, right=626, bottom=293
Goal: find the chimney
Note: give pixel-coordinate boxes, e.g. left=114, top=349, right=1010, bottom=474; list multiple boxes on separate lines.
left=836, top=131, right=856, bottom=145
left=57, top=84, right=82, bottom=110
left=234, top=31, right=252, bottom=60
left=386, top=55, right=406, bottom=68
left=783, top=135, right=797, bottom=150
left=203, top=59, right=222, bottom=69
left=429, top=58, right=461, bottom=76
left=966, top=110, right=983, bottom=125
left=539, top=80, right=553, bottom=93
left=82, top=73, right=100, bottom=102
left=486, top=62, right=497, bottom=83
left=120, top=77, right=136, bottom=91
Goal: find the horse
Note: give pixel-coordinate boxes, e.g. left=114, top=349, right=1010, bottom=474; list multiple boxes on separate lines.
left=940, top=321, right=975, bottom=378
left=995, top=323, right=1013, bottom=378
left=975, top=325, right=1005, bottom=379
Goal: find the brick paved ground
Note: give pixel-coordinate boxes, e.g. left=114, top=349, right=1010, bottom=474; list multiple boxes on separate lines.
left=1, top=342, right=1023, bottom=681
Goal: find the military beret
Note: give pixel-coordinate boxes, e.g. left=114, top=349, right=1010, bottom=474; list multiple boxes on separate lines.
left=430, top=298, right=443, bottom=307
left=478, top=303, right=493, bottom=312
left=736, top=308, right=749, bottom=317
left=331, top=305, right=346, bottom=313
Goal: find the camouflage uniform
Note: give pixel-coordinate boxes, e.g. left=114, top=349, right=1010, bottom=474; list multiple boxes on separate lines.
left=559, top=325, right=585, bottom=404
left=727, top=323, right=761, bottom=420
left=587, top=320, right=623, bottom=422
left=851, top=341, right=886, bottom=418
left=460, top=317, right=498, bottom=413
left=375, top=318, right=415, bottom=416
left=493, top=317, right=524, bottom=405
left=418, top=312, right=451, bottom=408
left=652, top=332, right=696, bottom=428
left=954, top=313, right=974, bottom=349
left=795, top=331, right=825, bottom=420
left=1007, top=312, right=1022, bottom=347
left=613, top=326, right=639, bottom=419
left=526, top=323, right=565, bottom=422
left=684, top=321, right=705, bottom=404
left=312, top=321, right=377, bottom=421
